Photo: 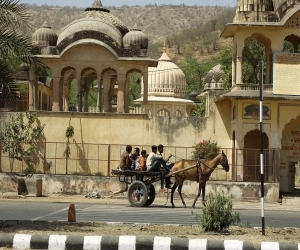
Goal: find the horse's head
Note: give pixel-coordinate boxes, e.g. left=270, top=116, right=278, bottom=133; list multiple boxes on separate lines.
left=220, top=150, right=230, bottom=172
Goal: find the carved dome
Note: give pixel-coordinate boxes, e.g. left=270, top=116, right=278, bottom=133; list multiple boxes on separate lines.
left=204, top=64, right=224, bottom=91
left=123, top=26, right=149, bottom=49
left=32, top=22, right=58, bottom=47
left=205, top=64, right=224, bottom=84
left=234, top=0, right=300, bottom=22
left=57, top=0, right=129, bottom=46
left=145, top=50, right=186, bottom=98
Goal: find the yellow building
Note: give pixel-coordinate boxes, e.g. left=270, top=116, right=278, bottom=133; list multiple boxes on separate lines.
left=221, top=0, right=300, bottom=191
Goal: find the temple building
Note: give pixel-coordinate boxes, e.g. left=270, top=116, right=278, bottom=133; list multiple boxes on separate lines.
left=28, top=0, right=156, bottom=113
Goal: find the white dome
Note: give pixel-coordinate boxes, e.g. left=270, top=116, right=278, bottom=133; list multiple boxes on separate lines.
left=144, top=51, right=186, bottom=98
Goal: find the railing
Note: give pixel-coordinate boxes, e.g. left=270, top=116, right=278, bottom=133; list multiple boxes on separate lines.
left=232, top=148, right=278, bottom=183
left=0, top=141, right=277, bottom=182
left=232, top=84, right=273, bottom=91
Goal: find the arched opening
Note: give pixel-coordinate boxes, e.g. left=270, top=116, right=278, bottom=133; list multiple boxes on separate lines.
left=157, top=109, right=170, bottom=117
left=243, top=129, right=269, bottom=181
left=281, top=116, right=300, bottom=191
left=175, top=109, right=183, bottom=117
left=232, top=130, right=236, bottom=181
left=61, top=67, right=77, bottom=111
left=101, top=68, right=117, bottom=113
left=81, top=68, right=97, bottom=112
left=126, top=69, right=143, bottom=113
left=283, top=34, right=300, bottom=53
left=242, top=37, right=267, bottom=84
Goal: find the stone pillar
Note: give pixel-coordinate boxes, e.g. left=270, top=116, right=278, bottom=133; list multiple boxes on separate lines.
left=236, top=41, right=244, bottom=85
left=102, top=74, right=110, bottom=112
left=63, top=83, right=69, bottom=111
left=76, top=76, right=82, bottom=112
left=97, top=76, right=102, bottom=112
left=83, top=78, right=89, bottom=112
left=143, top=71, right=148, bottom=104
left=117, top=75, right=126, bottom=113
left=28, top=66, right=35, bottom=111
left=265, top=45, right=272, bottom=85
left=51, top=68, right=61, bottom=111
left=52, top=77, right=60, bottom=111
left=232, top=37, right=237, bottom=87
left=124, top=76, right=130, bottom=113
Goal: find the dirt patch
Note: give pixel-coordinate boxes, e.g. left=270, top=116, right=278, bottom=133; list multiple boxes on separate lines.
left=0, top=222, right=299, bottom=243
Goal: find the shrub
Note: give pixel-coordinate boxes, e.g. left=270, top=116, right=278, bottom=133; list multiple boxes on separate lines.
left=191, top=139, right=220, bottom=159
left=199, top=191, right=240, bottom=232
left=94, top=172, right=104, bottom=176
left=0, top=111, right=45, bottom=172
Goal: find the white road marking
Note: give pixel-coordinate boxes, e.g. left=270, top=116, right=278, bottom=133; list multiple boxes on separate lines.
left=31, top=207, right=69, bottom=221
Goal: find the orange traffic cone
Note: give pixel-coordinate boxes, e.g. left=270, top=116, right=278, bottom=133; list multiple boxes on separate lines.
left=68, top=203, right=76, bottom=222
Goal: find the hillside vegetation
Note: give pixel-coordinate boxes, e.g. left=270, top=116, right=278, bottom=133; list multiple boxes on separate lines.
left=25, top=4, right=235, bottom=62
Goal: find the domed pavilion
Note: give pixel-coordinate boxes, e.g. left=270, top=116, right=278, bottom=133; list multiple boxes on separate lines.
left=134, top=47, right=195, bottom=117
left=29, top=0, right=157, bottom=113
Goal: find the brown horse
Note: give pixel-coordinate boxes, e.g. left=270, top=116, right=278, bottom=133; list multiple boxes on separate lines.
left=169, top=151, right=230, bottom=208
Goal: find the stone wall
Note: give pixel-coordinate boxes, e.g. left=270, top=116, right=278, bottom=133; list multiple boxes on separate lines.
left=0, top=174, right=279, bottom=203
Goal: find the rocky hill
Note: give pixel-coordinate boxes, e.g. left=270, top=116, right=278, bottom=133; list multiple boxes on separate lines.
left=26, top=4, right=234, bottom=43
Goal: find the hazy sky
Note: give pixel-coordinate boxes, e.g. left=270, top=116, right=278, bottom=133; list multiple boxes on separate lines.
left=19, top=0, right=236, bottom=8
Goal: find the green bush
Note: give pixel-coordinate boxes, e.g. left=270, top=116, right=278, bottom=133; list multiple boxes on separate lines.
left=199, top=191, right=240, bottom=232
left=191, top=139, right=220, bottom=159
left=94, top=172, right=104, bottom=176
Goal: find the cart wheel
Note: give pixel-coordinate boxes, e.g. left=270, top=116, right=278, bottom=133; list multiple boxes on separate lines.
left=144, top=184, right=156, bottom=207
left=127, top=181, right=148, bottom=207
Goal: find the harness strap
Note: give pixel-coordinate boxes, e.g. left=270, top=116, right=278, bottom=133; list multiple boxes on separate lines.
left=200, top=160, right=211, bottom=177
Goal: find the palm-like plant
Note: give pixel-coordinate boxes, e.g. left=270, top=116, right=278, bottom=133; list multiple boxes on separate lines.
left=0, top=0, right=34, bottom=108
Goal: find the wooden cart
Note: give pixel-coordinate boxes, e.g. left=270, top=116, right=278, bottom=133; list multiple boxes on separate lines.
left=111, top=165, right=196, bottom=207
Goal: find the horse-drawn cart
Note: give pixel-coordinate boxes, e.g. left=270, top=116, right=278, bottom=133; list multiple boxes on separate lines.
left=111, top=165, right=197, bottom=207
left=111, top=169, right=164, bottom=207
left=111, top=151, right=230, bottom=208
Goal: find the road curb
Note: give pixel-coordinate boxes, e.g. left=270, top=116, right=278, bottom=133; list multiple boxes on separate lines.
left=0, top=234, right=300, bottom=250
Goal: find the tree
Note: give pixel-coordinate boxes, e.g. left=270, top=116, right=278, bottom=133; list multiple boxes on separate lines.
left=282, top=40, right=294, bottom=53
left=191, top=98, right=206, bottom=117
left=170, top=33, right=185, bottom=55
left=0, top=0, right=37, bottom=107
left=219, top=45, right=233, bottom=90
left=64, top=119, right=74, bottom=175
left=242, top=38, right=265, bottom=84
left=0, top=111, right=45, bottom=173
left=179, top=57, right=219, bottom=95
left=129, top=73, right=142, bottom=106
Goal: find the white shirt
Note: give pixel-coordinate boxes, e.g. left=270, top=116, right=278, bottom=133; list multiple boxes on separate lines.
left=146, top=152, right=163, bottom=170
left=135, top=155, right=140, bottom=170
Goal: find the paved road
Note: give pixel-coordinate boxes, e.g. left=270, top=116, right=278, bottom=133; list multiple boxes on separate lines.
left=1, top=197, right=299, bottom=228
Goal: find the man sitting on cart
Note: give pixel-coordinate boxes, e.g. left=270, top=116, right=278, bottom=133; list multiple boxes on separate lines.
left=146, top=145, right=172, bottom=191
left=118, top=145, right=132, bottom=170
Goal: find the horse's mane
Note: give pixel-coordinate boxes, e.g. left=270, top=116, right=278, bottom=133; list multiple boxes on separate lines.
left=173, top=152, right=222, bottom=164
left=205, top=152, right=221, bottom=160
